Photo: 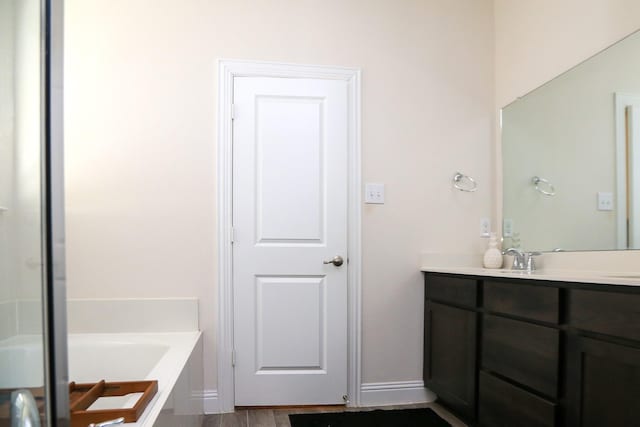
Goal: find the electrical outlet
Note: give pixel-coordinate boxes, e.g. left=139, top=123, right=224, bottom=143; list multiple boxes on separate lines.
left=480, top=218, right=491, bottom=237
left=365, top=183, right=385, bottom=204
left=503, top=218, right=514, bottom=237
left=597, top=192, right=613, bottom=211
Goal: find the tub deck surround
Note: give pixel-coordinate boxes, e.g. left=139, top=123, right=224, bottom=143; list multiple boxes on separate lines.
left=66, top=298, right=199, bottom=334
left=0, top=299, right=44, bottom=340
left=0, top=334, right=45, bottom=389
left=61, top=298, right=203, bottom=426
left=0, top=300, right=17, bottom=340
left=0, top=332, right=203, bottom=426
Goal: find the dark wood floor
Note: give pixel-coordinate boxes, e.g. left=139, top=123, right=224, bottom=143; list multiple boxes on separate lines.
left=202, top=402, right=467, bottom=427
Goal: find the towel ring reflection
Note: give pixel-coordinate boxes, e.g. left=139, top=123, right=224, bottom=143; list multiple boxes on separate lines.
left=453, top=172, right=477, bottom=192
left=532, top=176, right=556, bottom=196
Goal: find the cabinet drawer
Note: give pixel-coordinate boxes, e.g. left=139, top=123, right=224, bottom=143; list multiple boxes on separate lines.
left=569, top=289, right=640, bottom=341
left=482, top=315, right=559, bottom=398
left=425, top=275, right=477, bottom=308
left=479, top=371, right=556, bottom=427
left=484, top=281, right=559, bottom=323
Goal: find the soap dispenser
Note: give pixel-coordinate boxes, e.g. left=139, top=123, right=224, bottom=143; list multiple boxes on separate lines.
left=483, top=232, right=503, bottom=269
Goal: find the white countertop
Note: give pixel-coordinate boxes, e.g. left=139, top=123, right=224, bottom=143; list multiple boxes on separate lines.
left=420, top=266, right=640, bottom=287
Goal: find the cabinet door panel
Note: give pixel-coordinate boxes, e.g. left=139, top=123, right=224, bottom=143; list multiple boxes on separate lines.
left=566, top=335, right=640, bottom=427
left=482, top=315, right=559, bottom=398
left=424, top=301, right=477, bottom=422
left=479, top=371, right=556, bottom=427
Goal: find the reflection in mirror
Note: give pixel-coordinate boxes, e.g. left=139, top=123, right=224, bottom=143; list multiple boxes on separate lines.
left=0, top=0, right=47, bottom=424
left=502, top=29, right=640, bottom=252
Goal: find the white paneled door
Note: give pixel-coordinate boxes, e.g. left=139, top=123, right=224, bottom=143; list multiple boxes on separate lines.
left=232, top=77, right=349, bottom=405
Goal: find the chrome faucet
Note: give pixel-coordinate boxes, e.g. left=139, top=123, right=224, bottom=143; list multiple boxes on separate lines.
left=11, top=389, right=41, bottom=427
left=503, top=248, right=541, bottom=272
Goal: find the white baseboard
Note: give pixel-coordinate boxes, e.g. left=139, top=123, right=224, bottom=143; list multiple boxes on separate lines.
left=204, top=381, right=436, bottom=413
left=201, top=389, right=221, bottom=414
left=360, top=381, right=437, bottom=407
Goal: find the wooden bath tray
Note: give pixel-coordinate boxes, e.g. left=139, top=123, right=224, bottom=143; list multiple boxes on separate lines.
left=69, top=380, right=157, bottom=427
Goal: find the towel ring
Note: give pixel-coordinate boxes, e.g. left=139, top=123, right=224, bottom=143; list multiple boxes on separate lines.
left=532, top=176, right=555, bottom=196
left=453, top=172, right=477, bottom=192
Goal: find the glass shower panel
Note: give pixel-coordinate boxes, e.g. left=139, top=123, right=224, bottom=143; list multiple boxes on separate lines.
left=0, top=0, right=47, bottom=425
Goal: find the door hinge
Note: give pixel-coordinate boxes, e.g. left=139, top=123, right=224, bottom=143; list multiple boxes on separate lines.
left=231, top=103, right=236, bottom=120
left=232, top=349, right=236, bottom=367
left=230, top=226, right=235, bottom=244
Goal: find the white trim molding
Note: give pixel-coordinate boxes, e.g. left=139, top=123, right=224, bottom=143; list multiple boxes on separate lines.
left=615, top=93, right=640, bottom=249
left=200, top=389, right=220, bottom=414
left=216, top=59, right=362, bottom=412
left=360, top=381, right=437, bottom=407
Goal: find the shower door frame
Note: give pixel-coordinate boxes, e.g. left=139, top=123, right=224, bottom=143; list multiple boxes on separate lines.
left=42, top=0, right=69, bottom=425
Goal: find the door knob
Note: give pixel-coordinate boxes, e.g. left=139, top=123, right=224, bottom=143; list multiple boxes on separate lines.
left=323, top=256, right=344, bottom=267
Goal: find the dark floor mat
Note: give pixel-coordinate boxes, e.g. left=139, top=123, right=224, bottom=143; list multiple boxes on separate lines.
left=289, top=407, right=451, bottom=427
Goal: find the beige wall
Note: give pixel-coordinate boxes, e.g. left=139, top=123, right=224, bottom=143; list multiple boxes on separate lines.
left=65, top=0, right=495, bottom=395
left=495, top=0, right=640, bottom=108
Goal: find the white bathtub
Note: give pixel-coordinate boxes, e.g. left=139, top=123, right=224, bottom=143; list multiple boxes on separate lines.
left=68, top=332, right=203, bottom=427
left=0, top=335, right=45, bottom=389
left=0, top=332, right=203, bottom=426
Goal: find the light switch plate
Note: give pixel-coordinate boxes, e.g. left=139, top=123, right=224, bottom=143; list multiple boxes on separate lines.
left=365, top=183, right=385, bottom=204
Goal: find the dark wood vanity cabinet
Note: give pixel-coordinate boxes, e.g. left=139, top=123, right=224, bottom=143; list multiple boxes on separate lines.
left=565, top=288, right=640, bottom=427
left=565, top=335, right=640, bottom=427
left=424, top=302, right=477, bottom=422
left=481, top=314, right=559, bottom=399
left=423, top=273, right=640, bottom=427
left=479, top=283, right=559, bottom=427
left=423, top=275, right=478, bottom=422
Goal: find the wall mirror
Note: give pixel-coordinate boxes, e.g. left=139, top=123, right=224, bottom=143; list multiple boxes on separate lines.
left=502, top=29, right=640, bottom=252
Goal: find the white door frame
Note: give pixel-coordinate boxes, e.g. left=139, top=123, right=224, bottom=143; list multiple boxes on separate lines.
left=216, top=60, right=362, bottom=413
left=615, top=93, right=640, bottom=249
